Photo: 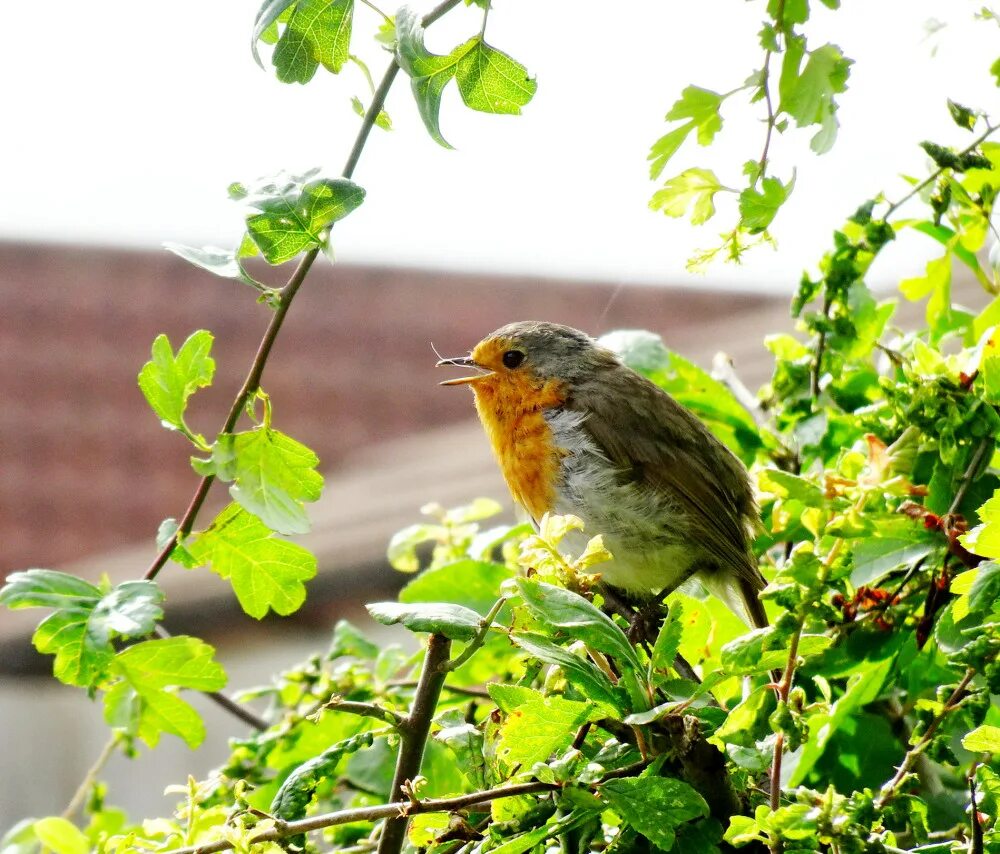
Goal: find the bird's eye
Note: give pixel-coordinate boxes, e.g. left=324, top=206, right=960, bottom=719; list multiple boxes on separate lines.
left=502, top=349, right=525, bottom=369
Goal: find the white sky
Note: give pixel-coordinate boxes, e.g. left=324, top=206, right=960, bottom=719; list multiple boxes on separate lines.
left=2, top=1, right=998, bottom=291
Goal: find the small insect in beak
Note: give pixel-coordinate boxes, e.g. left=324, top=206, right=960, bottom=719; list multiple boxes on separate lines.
left=435, top=355, right=492, bottom=386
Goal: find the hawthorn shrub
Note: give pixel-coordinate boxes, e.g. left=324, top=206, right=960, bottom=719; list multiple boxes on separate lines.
left=3, top=2, right=1000, bottom=854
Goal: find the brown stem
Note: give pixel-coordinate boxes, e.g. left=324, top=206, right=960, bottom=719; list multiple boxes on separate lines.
left=61, top=734, right=120, bottom=820
left=948, top=438, right=992, bottom=517
left=875, top=668, right=976, bottom=810
left=377, top=633, right=453, bottom=854
left=144, top=0, right=463, bottom=584
left=162, top=761, right=650, bottom=854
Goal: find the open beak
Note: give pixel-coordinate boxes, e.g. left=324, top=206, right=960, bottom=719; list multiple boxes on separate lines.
left=436, top=355, right=491, bottom=386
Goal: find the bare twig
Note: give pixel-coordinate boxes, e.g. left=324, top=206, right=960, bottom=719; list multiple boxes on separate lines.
left=387, top=680, right=491, bottom=699
left=323, top=699, right=407, bottom=728
left=61, top=734, right=120, bottom=820
left=445, top=597, right=506, bottom=672
left=875, top=668, right=976, bottom=810
left=712, top=352, right=766, bottom=426
left=162, top=761, right=650, bottom=854
left=948, top=439, right=992, bottom=516
left=378, top=633, right=453, bottom=854
left=144, top=0, right=463, bottom=584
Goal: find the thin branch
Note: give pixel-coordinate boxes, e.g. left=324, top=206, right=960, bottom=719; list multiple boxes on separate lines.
left=144, top=0, right=463, bottom=583
left=948, top=438, right=992, bottom=516
left=61, top=734, right=120, bottom=820
left=323, top=698, right=407, bottom=728
left=378, top=633, right=453, bottom=854
left=712, top=352, right=766, bottom=427
left=162, top=761, right=650, bottom=854
left=883, top=121, right=998, bottom=221
left=810, top=122, right=1000, bottom=404
left=752, top=0, right=783, bottom=189
left=874, top=668, right=976, bottom=810
left=445, top=597, right=506, bottom=672
left=387, top=680, right=491, bottom=699
left=153, top=625, right=270, bottom=731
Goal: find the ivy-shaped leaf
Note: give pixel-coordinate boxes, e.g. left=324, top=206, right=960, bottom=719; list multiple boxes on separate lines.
left=648, top=86, right=724, bottom=179
left=137, top=331, right=215, bottom=443
left=0, top=571, right=163, bottom=687
left=649, top=168, right=722, bottom=225
left=240, top=172, right=365, bottom=264
left=195, top=426, right=324, bottom=535
left=186, top=504, right=318, bottom=619
left=103, top=636, right=226, bottom=749
left=779, top=43, right=852, bottom=154
left=739, top=174, right=794, bottom=233
left=454, top=40, right=537, bottom=115
left=273, top=0, right=354, bottom=84
left=395, top=7, right=535, bottom=148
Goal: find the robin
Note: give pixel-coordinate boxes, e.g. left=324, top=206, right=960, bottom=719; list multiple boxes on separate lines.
left=437, top=320, right=767, bottom=630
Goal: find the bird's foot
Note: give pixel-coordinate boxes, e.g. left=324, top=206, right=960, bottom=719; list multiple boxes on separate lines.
left=627, top=600, right=665, bottom=646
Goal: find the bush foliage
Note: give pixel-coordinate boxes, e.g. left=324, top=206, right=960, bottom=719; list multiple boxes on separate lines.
left=3, top=2, right=1000, bottom=854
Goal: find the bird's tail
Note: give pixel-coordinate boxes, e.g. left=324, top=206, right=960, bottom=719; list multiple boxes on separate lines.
left=738, top=576, right=769, bottom=629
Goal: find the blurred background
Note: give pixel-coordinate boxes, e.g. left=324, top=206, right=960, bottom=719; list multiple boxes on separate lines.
left=1, top=0, right=996, bottom=831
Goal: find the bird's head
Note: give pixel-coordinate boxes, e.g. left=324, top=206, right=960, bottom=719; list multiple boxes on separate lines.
left=436, top=321, right=604, bottom=395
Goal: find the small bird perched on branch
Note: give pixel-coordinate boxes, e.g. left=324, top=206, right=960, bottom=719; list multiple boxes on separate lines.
left=437, top=320, right=767, bottom=630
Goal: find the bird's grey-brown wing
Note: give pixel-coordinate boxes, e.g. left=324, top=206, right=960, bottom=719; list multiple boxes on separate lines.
left=568, top=361, right=763, bottom=592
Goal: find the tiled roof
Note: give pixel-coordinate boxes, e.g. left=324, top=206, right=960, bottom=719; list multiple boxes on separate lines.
left=0, top=242, right=786, bottom=576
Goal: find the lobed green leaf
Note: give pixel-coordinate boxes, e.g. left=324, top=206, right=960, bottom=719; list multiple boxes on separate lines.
left=187, top=504, right=318, bottom=619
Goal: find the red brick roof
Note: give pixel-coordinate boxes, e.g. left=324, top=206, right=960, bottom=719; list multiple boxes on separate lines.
left=0, top=242, right=784, bottom=574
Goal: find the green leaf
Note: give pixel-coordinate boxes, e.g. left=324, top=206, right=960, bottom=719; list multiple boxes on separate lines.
left=650, top=168, right=722, bottom=225
left=0, top=568, right=101, bottom=610
left=242, top=172, right=365, bottom=264
left=137, top=331, right=215, bottom=440
left=396, top=8, right=474, bottom=148
left=850, top=537, right=935, bottom=587
left=601, top=776, right=709, bottom=851
left=329, top=619, right=380, bottom=659
left=600, top=329, right=761, bottom=461
left=651, top=601, right=684, bottom=675
left=515, top=578, right=640, bottom=670
left=455, top=40, right=536, bottom=115
left=780, top=43, right=852, bottom=153
left=739, top=174, right=794, bottom=233
left=788, top=656, right=894, bottom=785
left=401, top=559, right=514, bottom=615
left=104, top=636, right=226, bottom=748
left=0, top=571, right=164, bottom=687
left=251, top=0, right=297, bottom=68
left=273, top=0, right=354, bottom=84
left=497, top=689, right=599, bottom=767
left=963, top=724, right=1000, bottom=753
left=396, top=8, right=535, bottom=147
left=948, top=99, right=977, bottom=131
left=721, top=629, right=831, bottom=676
left=272, top=730, right=376, bottom=820
left=510, top=632, right=626, bottom=715
left=367, top=601, right=483, bottom=640
left=198, top=427, right=324, bottom=535
left=648, top=87, right=724, bottom=179
left=961, top=490, right=1000, bottom=559
left=900, top=254, right=953, bottom=339
left=186, top=504, right=317, bottom=619
left=163, top=243, right=267, bottom=292
left=32, top=818, right=90, bottom=854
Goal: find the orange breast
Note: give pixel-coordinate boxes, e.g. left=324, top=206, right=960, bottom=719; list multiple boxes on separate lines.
left=471, top=376, right=566, bottom=521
